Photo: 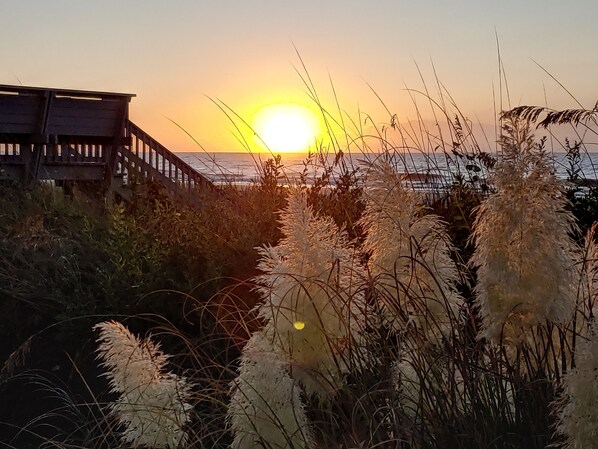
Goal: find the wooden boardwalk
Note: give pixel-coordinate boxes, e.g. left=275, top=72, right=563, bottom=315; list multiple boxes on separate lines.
left=0, top=84, right=212, bottom=201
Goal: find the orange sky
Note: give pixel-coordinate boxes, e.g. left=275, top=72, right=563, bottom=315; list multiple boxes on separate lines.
left=1, top=0, right=596, bottom=153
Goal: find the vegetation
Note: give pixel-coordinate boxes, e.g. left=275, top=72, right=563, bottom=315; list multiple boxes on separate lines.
left=1, top=99, right=597, bottom=449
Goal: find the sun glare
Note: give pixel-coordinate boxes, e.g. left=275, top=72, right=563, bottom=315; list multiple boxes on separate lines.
left=253, top=103, right=320, bottom=153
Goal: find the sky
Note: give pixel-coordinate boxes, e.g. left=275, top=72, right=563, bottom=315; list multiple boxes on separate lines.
left=1, top=0, right=596, bottom=153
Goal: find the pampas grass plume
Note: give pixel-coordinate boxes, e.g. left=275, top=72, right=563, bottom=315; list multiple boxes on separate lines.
left=580, top=222, right=598, bottom=328
left=470, top=118, right=578, bottom=344
left=255, top=188, right=368, bottom=397
left=360, top=160, right=463, bottom=343
left=94, top=321, right=194, bottom=449
left=555, top=324, right=598, bottom=448
left=228, top=330, right=313, bottom=449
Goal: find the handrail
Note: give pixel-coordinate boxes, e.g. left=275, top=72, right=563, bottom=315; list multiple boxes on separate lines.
left=117, top=121, right=212, bottom=195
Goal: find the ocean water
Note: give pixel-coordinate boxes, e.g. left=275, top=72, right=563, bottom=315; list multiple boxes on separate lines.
left=177, top=151, right=598, bottom=185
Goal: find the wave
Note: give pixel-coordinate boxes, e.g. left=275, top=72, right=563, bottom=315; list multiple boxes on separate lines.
left=175, top=151, right=598, bottom=186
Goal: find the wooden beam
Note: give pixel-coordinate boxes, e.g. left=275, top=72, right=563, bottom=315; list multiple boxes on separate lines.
left=37, top=163, right=105, bottom=181
left=104, top=95, right=129, bottom=184
left=28, top=91, right=54, bottom=184
left=0, top=84, right=135, bottom=100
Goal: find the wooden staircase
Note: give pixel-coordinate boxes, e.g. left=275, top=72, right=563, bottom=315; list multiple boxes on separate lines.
left=114, top=121, right=213, bottom=200
left=0, top=84, right=213, bottom=203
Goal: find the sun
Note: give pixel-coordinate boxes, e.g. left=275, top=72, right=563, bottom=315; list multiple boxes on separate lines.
left=253, top=103, right=320, bottom=153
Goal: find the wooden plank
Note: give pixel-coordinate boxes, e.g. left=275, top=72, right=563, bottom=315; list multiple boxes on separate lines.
left=0, top=96, right=43, bottom=133
left=0, top=123, right=36, bottom=134
left=0, top=154, right=23, bottom=164
left=44, top=96, right=127, bottom=141
left=47, top=145, right=54, bottom=161
left=51, top=98, right=122, bottom=116
left=0, top=84, right=134, bottom=173
left=0, top=84, right=135, bottom=99
left=0, top=97, right=40, bottom=107
left=49, top=109, right=121, bottom=124
left=48, top=124, right=115, bottom=137
left=37, top=164, right=105, bottom=181
left=0, top=164, right=25, bottom=180
left=43, top=161, right=106, bottom=166
left=0, top=95, right=42, bottom=112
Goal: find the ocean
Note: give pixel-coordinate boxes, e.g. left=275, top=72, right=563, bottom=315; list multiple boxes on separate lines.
left=176, top=151, right=598, bottom=186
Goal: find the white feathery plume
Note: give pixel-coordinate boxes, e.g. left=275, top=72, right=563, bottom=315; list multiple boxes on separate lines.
left=470, top=119, right=578, bottom=345
left=392, top=349, right=428, bottom=419
left=255, top=188, right=368, bottom=398
left=555, top=323, right=598, bottom=448
left=553, top=224, right=598, bottom=448
left=94, top=321, right=193, bottom=449
left=578, top=222, right=598, bottom=335
left=360, top=160, right=463, bottom=343
left=228, top=330, right=313, bottom=449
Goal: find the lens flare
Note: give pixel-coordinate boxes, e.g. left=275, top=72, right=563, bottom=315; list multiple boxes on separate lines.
left=293, top=321, right=306, bottom=331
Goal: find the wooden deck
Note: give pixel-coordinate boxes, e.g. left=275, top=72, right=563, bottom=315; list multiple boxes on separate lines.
left=0, top=84, right=212, bottom=201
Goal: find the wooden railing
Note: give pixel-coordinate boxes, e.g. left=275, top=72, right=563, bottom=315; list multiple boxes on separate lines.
left=1, top=142, right=106, bottom=163
left=43, top=142, right=107, bottom=164
left=1, top=141, right=108, bottom=181
left=1, top=118, right=213, bottom=198
left=2, top=127, right=210, bottom=183
left=0, top=143, right=21, bottom=163
left=116, top=121, right=212, bottom=195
